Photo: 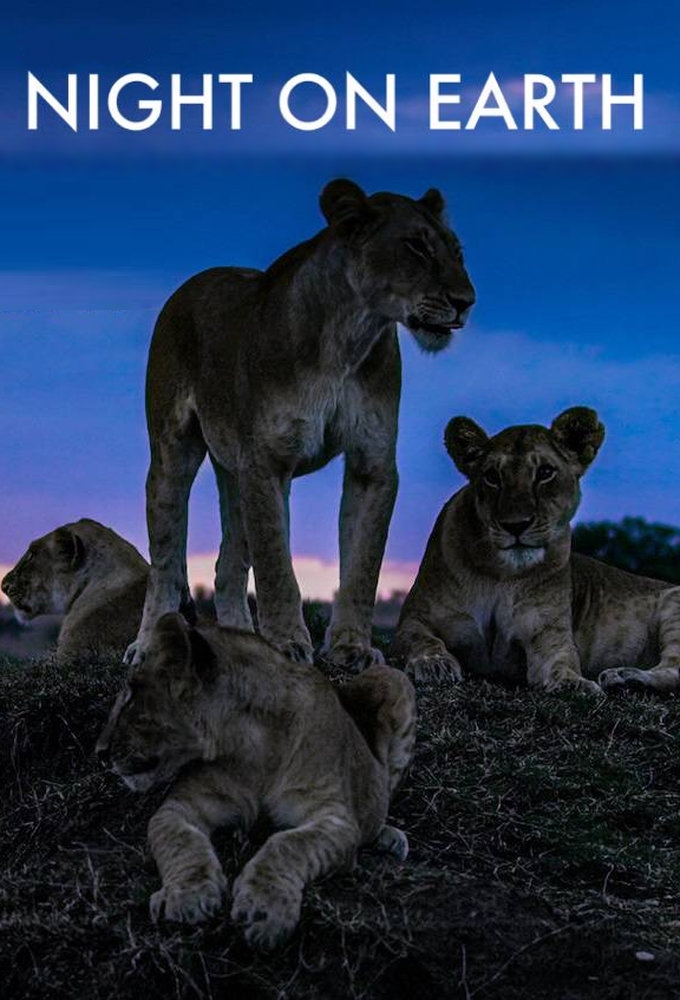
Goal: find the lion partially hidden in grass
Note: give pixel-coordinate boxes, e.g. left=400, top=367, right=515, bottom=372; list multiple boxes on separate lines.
left=96, top=613, right=415, bottom=949
left=392, top=407, right=680, bottom=694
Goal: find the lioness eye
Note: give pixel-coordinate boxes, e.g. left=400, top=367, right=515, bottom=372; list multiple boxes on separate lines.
left=403, top=237, right=432, bottom=260
left=483, top=468, right=501, bottom=489
left=536, top=464, right=556, bottom=483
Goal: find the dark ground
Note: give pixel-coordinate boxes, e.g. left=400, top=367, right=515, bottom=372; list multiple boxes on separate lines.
left=2, top=621, right=680, bottom=999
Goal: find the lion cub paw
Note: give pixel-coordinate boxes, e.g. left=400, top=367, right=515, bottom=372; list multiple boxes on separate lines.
left=150, top=873, right=227, bottom=925
left=231, top=874, right=302, bottom=950
left=374, top=824, right=409, bottom=861
left=406, top=652, right=463, bottom=685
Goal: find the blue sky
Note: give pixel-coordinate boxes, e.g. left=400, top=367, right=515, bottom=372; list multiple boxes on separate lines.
left=1, top=1, right=679, bottom=589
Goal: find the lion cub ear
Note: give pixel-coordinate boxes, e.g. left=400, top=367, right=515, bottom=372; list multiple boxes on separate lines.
left=320, top=178, right=376, bottom=241
left=550, top=407, right=605, bottom=473
left=153, top=613, right=218, bottom=696
left=53, top=527, right=86, bottom=569
left=444, top=417, right=490, bottom=478
left=419, top=188, right=446, bottom=220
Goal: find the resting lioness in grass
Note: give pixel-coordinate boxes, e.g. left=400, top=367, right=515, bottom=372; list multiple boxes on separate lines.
left=1, top=519, right=148, bottom=664
left=96, top=613, right=416, bottom=949
left=392, top=408, right=680, bottom=694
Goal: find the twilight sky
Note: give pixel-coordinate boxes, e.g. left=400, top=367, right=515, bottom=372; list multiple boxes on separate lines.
left=1, top=0, right=679, bottom=598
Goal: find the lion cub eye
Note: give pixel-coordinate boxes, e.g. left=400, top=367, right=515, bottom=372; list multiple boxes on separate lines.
left=403, top=237, right=433, bottom=260
left=482, top=468, right=502, bottom=489
left=536, top=464, right=557, bottom=484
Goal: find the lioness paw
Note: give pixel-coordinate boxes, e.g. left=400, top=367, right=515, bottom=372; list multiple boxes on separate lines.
left=275, top=637, right=314, bottom=664
left=123, top=640, right=145, bottom=667
left=326, top=641, right=385, bottom=675
left=231, top=875, right=301, bottom=951
left=150, top=874, right=226, bottom=925
left=406, top=652, right=462, bottom=685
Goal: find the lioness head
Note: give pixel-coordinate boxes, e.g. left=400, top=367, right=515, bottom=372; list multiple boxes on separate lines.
left=445, top=407, right=605, bottom=572
left=320, top=179, right=475, bottom=352
left=96, top=614, right=218, bottom=792
left=2, top=524, right=89, bottom=622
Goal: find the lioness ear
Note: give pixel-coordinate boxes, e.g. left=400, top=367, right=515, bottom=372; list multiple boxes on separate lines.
left=444, top=417, right=489, bottom=478
left=550, top=407, right=605, bottom=473
left=320, top=178, right=376, bottom=241
left=54, top=528, right=86, bottom=569
left=419, top=188, right=446, bottom=220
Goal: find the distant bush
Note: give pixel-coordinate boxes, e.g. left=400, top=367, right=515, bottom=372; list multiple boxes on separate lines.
left=573, top=516, right=680, bottom=583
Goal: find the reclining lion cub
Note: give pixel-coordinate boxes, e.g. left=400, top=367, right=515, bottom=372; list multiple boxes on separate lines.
left=1, top=519, right=148, bottom=664
left=96, top=613, right=416, bottom=949
left=128, top=178, right=475, bottom=673
left=392, top=408, right=680, bottom=694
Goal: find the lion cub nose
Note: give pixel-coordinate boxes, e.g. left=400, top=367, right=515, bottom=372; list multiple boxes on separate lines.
left=499, top=517, right=535, bottom=538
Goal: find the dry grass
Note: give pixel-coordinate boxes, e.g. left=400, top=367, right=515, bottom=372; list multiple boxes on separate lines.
left=2, top=631, right=680, bottom=999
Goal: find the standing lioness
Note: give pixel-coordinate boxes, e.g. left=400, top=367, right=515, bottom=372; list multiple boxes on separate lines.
left=127, top=179, right=475, bottom=670
left=392, top=408, right=680, bottom=693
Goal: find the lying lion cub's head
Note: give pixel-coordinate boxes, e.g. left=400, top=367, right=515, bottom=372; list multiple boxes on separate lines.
left=445, top=407, right=605, bottom=572
left=96, top=614, right=218, bottom=792
left=320, top=179, right=476, bottom=353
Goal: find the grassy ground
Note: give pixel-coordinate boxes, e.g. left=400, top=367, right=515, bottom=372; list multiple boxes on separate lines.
left=2, top=632, right=680, bottom=999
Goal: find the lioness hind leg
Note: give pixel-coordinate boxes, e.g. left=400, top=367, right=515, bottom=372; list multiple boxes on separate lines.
left=600, top=589, right=680, bottom=695
left=337, top=665, right=416, bottom=794
left=599, top=665, right=680, bottom=694
left=128, top=421, right=207, bottom=665
left=212, top=460, right=253, bottom=632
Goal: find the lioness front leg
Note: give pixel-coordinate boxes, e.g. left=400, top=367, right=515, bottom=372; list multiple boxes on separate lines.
left=522, top=624, right=601, bottom=695
left=148, top=783, right=254, bottom=925
left=324, top=457, right=398, bottom=673
left=239, top=460, right=312, bottom=662
left=231, top=809, right=359, bottom=949
left=391, top=617, right=464, bottom=684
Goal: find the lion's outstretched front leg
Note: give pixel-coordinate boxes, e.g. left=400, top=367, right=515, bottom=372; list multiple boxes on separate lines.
left=231, top=810, right=359, bottom=950
left=148, top=780, right=256, bottom=925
